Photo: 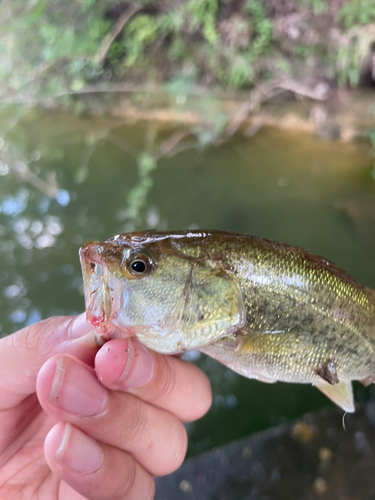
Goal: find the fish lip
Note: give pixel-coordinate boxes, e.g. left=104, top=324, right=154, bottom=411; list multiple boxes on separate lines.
left=79, top=242, right=113, bottom=334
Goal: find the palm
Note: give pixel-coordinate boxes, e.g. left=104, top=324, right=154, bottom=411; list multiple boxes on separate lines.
left=0, top=395, right=85, bottom=500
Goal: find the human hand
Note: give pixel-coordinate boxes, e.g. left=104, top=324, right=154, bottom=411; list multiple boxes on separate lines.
left=0, top=315, right=212, bottom=500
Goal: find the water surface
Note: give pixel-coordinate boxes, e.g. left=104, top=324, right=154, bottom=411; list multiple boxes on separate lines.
left=0, top=107, right=374, bottom=455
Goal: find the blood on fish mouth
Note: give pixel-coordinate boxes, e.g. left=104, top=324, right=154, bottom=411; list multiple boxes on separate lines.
left=79, top=243, right=110, bottom=329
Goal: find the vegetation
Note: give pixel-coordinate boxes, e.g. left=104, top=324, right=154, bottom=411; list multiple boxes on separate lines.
left=335, top=0, right=375, bottom=30
left=2, top=0, right=375, bottom=103
left=3, top=0, right=375, bottom=242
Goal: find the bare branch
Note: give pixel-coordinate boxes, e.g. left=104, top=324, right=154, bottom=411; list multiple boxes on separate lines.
left=106, top=133, right=139, bottom=158
left=244, top=115, right=267, bottom=137
left=154, top=130, right=191, bottom=160
left=224, top=84, right=283, bottom=138
left=93, top=6, right=142, bottom=65
left=80, top=141, right=99, bottom=173
left=3, top=155, right=60, bottom=198
left=224, top=78, right=329, bottom=139
left=163, top=139, right=200, bottom=159
left=278, top=80, right=330, bottom=100
left=0, top=109, right=34, bottom=139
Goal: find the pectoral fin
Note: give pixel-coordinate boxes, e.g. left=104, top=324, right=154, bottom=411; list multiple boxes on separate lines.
left=314, top=380, right=355, bottom=412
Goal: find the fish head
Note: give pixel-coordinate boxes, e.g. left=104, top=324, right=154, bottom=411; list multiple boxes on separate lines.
left=79, top=231, right=246, bottom=353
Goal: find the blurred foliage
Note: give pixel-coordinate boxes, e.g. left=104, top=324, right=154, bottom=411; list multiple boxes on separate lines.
left=333, top=1, right=375, bottom=87
left=334, top=23, right=375, bottom=87
left=0, top=0, right=116, bottom=97
left=335, top=0, right=375, bottom=30
left=187, top=0, right=220, bottom=45
left=368, top=128, right=375, bottom=181
left=301, top=0, right=328, bottom=16
left=121, top=14, right=159, bottom=67
left=2, top=0, right=375, bottom=101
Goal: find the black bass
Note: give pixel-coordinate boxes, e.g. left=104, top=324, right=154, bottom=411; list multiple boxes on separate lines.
left=79, top=230, right=375, bottom=412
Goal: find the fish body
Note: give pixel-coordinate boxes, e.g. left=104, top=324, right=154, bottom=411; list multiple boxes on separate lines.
left=79, top=230, right=375, bottom=412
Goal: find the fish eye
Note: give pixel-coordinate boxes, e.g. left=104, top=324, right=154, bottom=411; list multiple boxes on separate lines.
left=131, top=260, right=146, bottom=273
left=128, top=253, right=153, bottom=276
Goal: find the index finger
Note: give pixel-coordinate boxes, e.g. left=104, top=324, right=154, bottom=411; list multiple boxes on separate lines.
left=0, top=314, right=99, bottom=408
left=95, top=338, right=212, bottom=422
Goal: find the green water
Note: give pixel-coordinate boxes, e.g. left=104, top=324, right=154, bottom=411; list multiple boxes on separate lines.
left=1, top=107, right=375, bottom=456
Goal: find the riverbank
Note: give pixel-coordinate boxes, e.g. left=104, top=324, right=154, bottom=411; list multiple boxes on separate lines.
left=61, top=84, right=375, bottom=144
left=4, top=0, right=375, bottom=146
left=106, top=86, right=375, bottom=143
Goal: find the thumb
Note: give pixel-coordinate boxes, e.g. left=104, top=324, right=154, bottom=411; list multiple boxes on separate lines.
left=0, top=314, right=100, bottom=409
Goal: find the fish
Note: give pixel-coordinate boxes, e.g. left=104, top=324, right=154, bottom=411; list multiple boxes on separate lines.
left=79, top=230, right=375, bottom=413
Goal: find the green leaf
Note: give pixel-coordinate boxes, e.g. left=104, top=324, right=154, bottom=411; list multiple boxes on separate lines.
left=138, top=153, right=157, bottom=176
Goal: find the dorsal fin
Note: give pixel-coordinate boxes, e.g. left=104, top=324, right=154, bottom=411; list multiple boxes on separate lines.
left=314, top=380, right=354, bottom=412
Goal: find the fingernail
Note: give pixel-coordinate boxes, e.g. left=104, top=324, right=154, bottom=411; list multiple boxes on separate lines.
left=114, top=339, right=155, bottom=390
left=50, top=357, right=108, bottom=416
left=56, top=423, right=103, bottom=474
left=70, top=313, right=95, bottom=339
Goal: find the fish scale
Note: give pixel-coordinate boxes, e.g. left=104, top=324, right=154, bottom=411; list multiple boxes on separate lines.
left=80, top=230, right=375, bottom=412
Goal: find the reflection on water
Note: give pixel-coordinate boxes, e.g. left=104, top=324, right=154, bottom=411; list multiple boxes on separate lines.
left=1, top=106, right=375, bottom=455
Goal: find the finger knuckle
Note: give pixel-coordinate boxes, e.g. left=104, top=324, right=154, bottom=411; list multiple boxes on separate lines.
left=119, top=456, right=138, bottom=498
left=115, top=395, right=150, bottom=449
left=17, top=316, right=71, bottom=356
left=195, top=373, right=213, bottom=418
left=151, top=356, right=177, bottom=402
left=163, top=422, right=188, bottom=474
left=118, top=457, right=155, bottom=500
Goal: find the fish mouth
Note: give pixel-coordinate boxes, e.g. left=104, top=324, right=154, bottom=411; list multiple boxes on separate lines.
left=79, top=242, right=122, bottom=337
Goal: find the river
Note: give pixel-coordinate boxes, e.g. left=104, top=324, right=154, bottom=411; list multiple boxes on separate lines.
left=1, top=106, right=374, bottom=456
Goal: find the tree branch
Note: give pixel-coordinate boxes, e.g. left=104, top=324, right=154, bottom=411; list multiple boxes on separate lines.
left=154, top=130, right=191, bottom=161
left=93, top=6, right=142, bottom=65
